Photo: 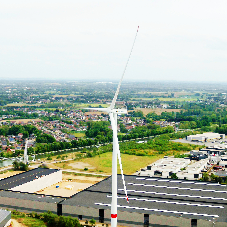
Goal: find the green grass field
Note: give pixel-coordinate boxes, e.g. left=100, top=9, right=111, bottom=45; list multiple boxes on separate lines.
left=6, top=103, right=41, bottom=107
left=71, top=132, right=86, bottom=137
left=76, top=103, right=109, bottom=108
left=79, top=152, right=165, bottom=174
left=44, top=148, right=188, bottom=175
left=54, top=152, right=161, bottom=174
left=131, top=97, right=198, bottom=101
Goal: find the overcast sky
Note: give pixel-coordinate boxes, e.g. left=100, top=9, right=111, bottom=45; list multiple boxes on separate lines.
left=1, top=1, right=227, bottom=82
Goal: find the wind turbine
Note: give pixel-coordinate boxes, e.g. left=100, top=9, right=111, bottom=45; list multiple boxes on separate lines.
left=86, top=26, right=139, bottom=227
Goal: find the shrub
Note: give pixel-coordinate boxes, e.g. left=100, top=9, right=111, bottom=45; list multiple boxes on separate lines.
left=12, top=210, right=21, bottom=215
left=171, top=173, right=178, bottom=179
left=13, top=161, right=29, bottom=171
left=90, top=218, right=96, bottom=226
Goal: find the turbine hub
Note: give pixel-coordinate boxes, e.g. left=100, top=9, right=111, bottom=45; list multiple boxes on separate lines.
left=110, top=109, right=127, bottom=114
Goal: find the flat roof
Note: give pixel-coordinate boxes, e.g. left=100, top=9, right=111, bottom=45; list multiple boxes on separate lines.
left=61, top=175, right=227, bottom=222
left=0, top=190, right=64, bottom=204
left=215, top=171, right=227, bottom=177
left=0, top=168, right=60, bottom=190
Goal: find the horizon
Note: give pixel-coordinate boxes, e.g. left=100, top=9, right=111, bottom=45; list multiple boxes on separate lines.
left=1, top=78, right=227, bottom=84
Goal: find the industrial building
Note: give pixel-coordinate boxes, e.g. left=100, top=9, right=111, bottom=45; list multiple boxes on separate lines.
left=177, top=159, right=209, bottom=180
left=220, top=156, right=227, bottom=169
left=59, top=175, right=227, bottom=226
left=137, top=157, right=209, bottom=180
left=0, top=168, right=62, bottom=193
left=139, top=157, right=190, bottom=178
left=0, top=168, right=227, bottom=226
left=199, top=146, right=226, bottom=156
left=0, top=168, right=64, bottom=216
left=186, top=133, right=225, bottom=142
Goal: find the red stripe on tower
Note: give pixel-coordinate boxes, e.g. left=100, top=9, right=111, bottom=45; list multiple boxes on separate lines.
left=111, top=214, right=117, bottom=218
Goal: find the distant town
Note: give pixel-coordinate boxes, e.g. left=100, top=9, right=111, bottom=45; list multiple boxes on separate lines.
left=1, top=80, right=227, bottom=226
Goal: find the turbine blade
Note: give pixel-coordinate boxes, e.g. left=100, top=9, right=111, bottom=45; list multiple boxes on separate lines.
left=110, top=26, right=139, bottom=110
left=117, top=148, right=129, bottom=203
left=84, top=108, right=109, bottom=112
left=110, top=113, right=129, bottom=203
left=110, top=76, right=124, bottom=110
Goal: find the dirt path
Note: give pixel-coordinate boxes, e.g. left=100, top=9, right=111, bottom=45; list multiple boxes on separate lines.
left=11, top=219, right=27, bottom=227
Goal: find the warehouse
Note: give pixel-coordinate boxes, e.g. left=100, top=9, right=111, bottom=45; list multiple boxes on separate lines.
left=0, top=168, right=62, bottom=193
left=59, top=175, right=227, bottom=227
left=139, top=157, right=190, bottom=178
left=137, top=157, right=209, bottom=180
left=0, top=169, right=227, bottom=226
left=186, top=133, right=225, bottom=142
left=0, top=168, right=64, bottom=215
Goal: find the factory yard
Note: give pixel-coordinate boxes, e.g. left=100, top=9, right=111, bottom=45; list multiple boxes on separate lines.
left=36, top=174, right=104, bottom=197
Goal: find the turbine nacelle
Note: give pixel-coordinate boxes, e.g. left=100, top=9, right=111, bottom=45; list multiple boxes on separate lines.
left=84, top=108, right=127, bottom=115
left=110, top=109, right=127, bottom=115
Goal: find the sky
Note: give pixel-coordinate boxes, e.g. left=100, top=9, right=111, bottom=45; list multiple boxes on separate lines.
left=1, top=0, right=227, bottom=82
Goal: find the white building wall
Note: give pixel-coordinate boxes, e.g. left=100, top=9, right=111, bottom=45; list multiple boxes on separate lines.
left=10, top=170, right=62, bottom=193
left=187, top=133, right=224, bottom=142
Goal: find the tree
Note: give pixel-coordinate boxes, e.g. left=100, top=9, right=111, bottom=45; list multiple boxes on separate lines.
left=201, top=172, right=209, bottom=181
left=131, top=110, right=144, bottom=118
left=119, top=123, right=128, bottom=133
left=13, top=161, right=20, bottom=170
left=86, top=121, right=111, bottom=138
left=12, top=161, right=28, bottom=171
left=20, top=162, right=29, bottom=171
left=22, top=131, right=29, bottom=139
left=36, top=134, right=56, bottom=143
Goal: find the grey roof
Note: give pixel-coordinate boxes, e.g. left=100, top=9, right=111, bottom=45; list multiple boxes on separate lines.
left=0, top=190, right=65, bottom=203
left=0, top=209, right=10, bottom=225
left=0, top=168, right=59, bottom=190
left=215, top=171, right=227, bottom=177
left=61, top=175, right=227, bottom=222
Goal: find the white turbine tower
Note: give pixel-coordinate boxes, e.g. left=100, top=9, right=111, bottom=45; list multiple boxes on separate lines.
left=24, top=139, right=28, bottom=164
left=86, top=26, right=139, bottom=227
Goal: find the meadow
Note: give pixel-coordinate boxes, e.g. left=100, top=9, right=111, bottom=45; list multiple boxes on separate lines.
left=131, top=97, right=197, bottom=101
left=131, top=108, right=182, bottom=116
left=52, top=151, right=186, bottom=175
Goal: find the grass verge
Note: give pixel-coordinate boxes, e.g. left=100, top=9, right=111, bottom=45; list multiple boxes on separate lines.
left=12, top=213, right=46, bottom=227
